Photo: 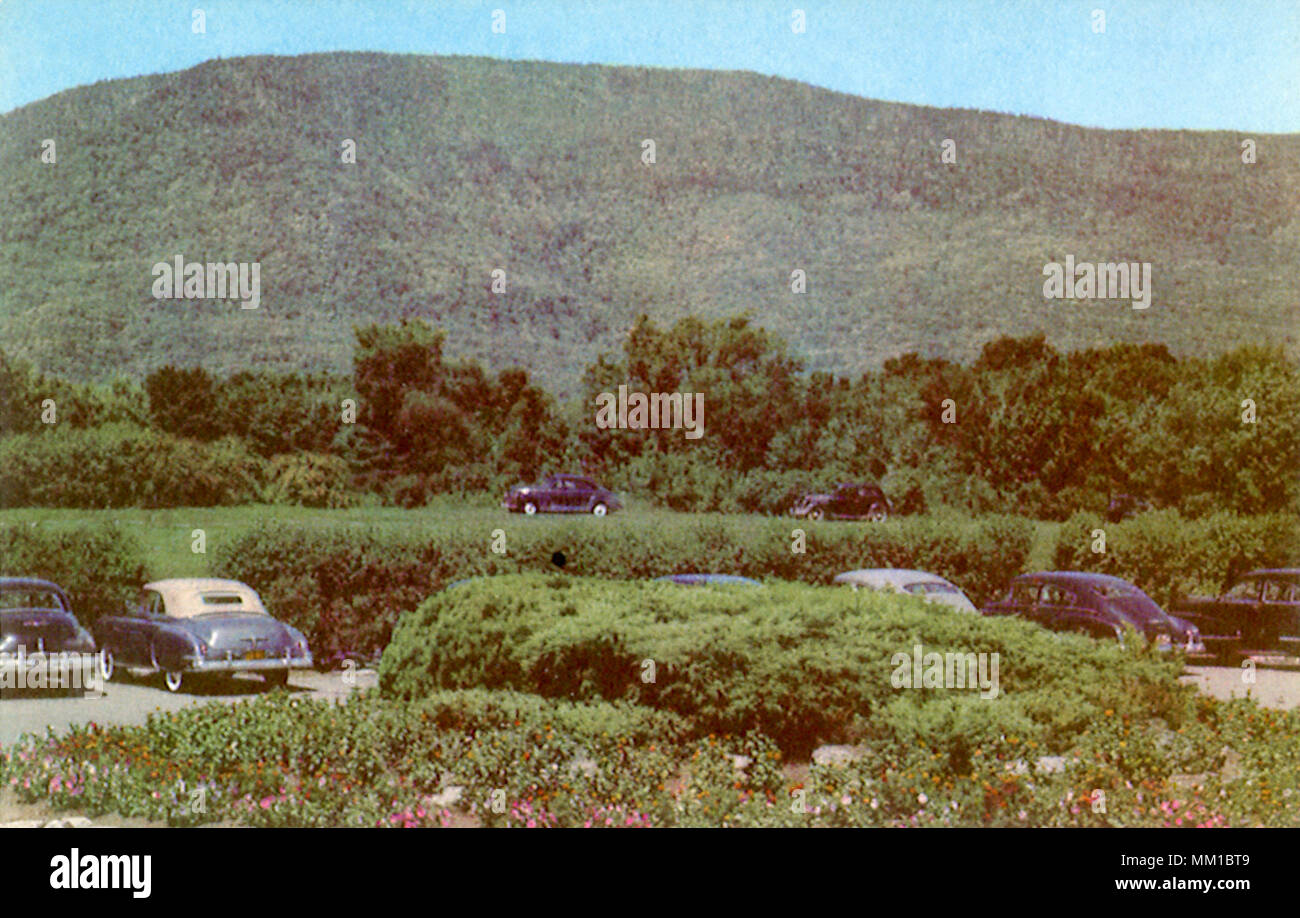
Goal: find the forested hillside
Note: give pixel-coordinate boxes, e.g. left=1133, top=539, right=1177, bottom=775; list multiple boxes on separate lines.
left=1, top=52, right=1297, bottom=396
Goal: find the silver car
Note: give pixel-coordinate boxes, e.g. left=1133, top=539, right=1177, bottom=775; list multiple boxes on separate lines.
left=94, top=578, right=312, bottom=693
left=833, top=568, right=979, bottom=613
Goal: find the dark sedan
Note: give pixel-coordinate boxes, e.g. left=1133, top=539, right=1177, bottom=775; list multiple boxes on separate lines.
left=1172, top=568, right=1300, bottom=663
left=0, top=578, right=98, bottom=695
left=502, top=474, right=622, bottom=516
left=790, top=482, right=890, bottom=521
left=94, top=578, right=312, bottom=693
left=982, top=571, right=1203, bottom=654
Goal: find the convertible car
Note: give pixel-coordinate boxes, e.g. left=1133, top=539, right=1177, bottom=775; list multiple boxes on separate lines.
left=1171, top=568, right=1300, bottom=663
left=790, top=483, right=890, bottom=521
left=94, top=578, right=312, bottom=693
left=833, top=568, right=978, bottom=613
left=502, top=474, right=622, bottom=516
left=982, top=571, right=1204, bottom=654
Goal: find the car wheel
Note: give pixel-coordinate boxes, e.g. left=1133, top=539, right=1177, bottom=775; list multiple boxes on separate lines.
left=523, top=501, right=538, bottom=515
left=162, top=670, right=185, bottom=693
left=99, top=649, right=115, bottom=682
left=264, top=669, right=290, bottom=689
left=808, top=507, right=824, bottom=521
left=592, top=502, right=608, bottom=517
left=866, top=503, right=889, bottom=522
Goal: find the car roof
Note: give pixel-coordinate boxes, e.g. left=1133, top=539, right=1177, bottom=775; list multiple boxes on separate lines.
left=1015, top=571, right=1137, bottom=588
left=655, top=574, right=762, bottom=586
left=834, top=569, right=951, bottom=587
left=0, top=577, right=67, bottom=592
left=143, top=578, right=266, bottom=610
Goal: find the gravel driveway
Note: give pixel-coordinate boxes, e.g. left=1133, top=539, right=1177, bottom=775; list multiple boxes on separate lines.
left=0, top=669, right=376, bottom=748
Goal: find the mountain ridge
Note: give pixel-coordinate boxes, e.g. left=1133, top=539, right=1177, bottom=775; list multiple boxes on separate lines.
left=1, top=51, right=1296, bottom=397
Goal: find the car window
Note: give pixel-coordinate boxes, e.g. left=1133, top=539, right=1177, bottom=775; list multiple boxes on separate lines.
left=905, top=582, right=960, bottom=596
left=1040, top=584, right=1077, bottom=606
left=0, top=589, right=65, bottom=611
left=136, top=590, right=163, bottom=617
left=1225, top=579, right=1260, bottom=600
left=1010, top=582, right=1039, bottom=605
left=1263, top=580, right=1290, bottom=602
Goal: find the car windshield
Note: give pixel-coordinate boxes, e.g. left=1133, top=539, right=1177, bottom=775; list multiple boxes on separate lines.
left=0, top=589, right=65, bottom=611
left=905, top=582, right=959, bottom=596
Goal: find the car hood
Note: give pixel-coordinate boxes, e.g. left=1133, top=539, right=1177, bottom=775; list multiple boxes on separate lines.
left=1107, top=596, right=1179, bottom=635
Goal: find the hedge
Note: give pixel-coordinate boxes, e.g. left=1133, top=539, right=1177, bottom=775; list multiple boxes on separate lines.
left=0, top=521, right=144, bottom=624
left=379, top=574, right=1186, bottom=756
left=211, top=512, right=1034, bottom=663
left=0, top=424, right=264, bottom=508
left=1051, top=510, right=1300, bottom=606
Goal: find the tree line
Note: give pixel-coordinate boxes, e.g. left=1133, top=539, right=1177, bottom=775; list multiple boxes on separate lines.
left=1, top=316, right=1296, bottom=518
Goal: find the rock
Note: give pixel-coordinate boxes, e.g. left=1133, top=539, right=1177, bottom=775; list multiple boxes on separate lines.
left=812, top=745, right=867, bottom=767
left=568, top=756, right=599, bottom=779
left=42, top=816, right=95, bottom=828
left=729, top=755, right=752, bottom=774
left=1005, top=759, right=1029, bottom=776
left=1034, top=756, right=1067, bottom=775
left=0, top=820, right=45, bottom=829
left=1169, top=773, right=1209, bottom=790
left=425, top=785, right=463, bottom=808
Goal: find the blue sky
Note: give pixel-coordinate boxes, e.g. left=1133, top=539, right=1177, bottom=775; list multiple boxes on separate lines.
left=1, top=0, right=1296, bottom=131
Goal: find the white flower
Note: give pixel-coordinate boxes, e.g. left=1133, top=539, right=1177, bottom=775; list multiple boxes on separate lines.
left=917, top=792, right=928, bottom=805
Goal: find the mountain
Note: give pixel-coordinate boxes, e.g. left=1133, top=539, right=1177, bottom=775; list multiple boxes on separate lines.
left=1, top=52, right=1296, bottom=398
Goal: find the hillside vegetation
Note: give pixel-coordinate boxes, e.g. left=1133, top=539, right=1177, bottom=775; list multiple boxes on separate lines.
left=2, top=52, right=1297, bottom=396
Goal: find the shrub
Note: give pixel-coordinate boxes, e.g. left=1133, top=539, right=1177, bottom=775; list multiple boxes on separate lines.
left=1052, top=509, right=1300, bottom=605
left=211, top=512, right=1034, bottom=662
left=0, top=521, right=144, bottom=624
left=379, top=574, right=1186, bottom=757
left=0, top=424, right=264, bottom=507
left=262, top=452, right=355, bottom=508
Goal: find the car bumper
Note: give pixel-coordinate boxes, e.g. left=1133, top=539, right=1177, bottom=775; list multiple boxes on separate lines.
left=184, top=653, right=313, bottom=673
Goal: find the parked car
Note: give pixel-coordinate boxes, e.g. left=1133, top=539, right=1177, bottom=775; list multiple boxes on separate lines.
left=0, top=578, right=97, bottom=695
left=1171, top=568, right=1300, bottom=663
left=833, top=568, right=977, bottom=613
left=94, top=578, right=312, bottom=693
left=982, top=572, right=1204, bottom=653
left=654, top=574, right=763, bottom=587
left=790, top=483, right=890, bottom=521
left=1106, top=494, right=1153, bottom=523
left=502, top=474, right=622, bottom=516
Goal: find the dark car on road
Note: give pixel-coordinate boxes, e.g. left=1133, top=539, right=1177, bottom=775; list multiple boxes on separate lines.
left=790, top=482, right=890, bottom=521
left=982, top=571, right=1204, bottom=654
left=94, top=578, right=312, bottom=693
left=502, top=474, right=622, bottom=516
left=0, top=578, right=97, bottom=695
left=1171, top=569, right=1300, bottom=663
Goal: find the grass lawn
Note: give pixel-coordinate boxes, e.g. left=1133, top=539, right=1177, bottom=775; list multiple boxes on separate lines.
left=0, top=501, right=1061, bottom=583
